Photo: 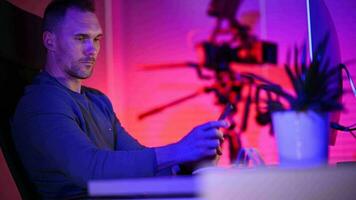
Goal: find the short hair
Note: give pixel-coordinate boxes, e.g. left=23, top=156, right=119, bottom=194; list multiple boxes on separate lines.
left=42, top=0, right=95, bottom=33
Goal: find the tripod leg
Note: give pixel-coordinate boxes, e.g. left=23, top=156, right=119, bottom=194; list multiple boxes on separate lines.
left=224, top=129, right=242, bottom=163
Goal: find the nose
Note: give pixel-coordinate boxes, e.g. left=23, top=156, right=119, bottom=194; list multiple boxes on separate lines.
left=85, top=40, right=99, bottom=57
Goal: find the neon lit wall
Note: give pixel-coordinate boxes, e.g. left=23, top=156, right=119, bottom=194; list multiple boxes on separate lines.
left=1, top=0, right=356, bottom=199
left=110, top=0, right=356, bottom=165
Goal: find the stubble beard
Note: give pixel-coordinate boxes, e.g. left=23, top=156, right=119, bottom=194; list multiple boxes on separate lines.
left=68, top=62, right=94, bottom=80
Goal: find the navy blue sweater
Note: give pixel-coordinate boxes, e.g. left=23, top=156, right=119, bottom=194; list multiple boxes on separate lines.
left=12, top=72, right=168, bottom=199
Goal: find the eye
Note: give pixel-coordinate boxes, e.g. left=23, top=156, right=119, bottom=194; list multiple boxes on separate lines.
left=75, top=35, right=87, bottom=42
left=94, top=36, right=102, bottom=42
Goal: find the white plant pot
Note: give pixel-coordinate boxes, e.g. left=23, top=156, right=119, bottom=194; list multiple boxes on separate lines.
left=272, top=110, right=330, bottom=168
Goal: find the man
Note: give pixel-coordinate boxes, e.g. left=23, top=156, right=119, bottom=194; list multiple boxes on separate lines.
left=12, top=0, right=227, bottom=199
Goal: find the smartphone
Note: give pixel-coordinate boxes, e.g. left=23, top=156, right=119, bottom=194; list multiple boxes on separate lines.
left=218, top=103, right=234, bottom=120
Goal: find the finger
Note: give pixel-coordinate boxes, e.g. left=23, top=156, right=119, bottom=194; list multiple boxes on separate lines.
left=206, top=139, right=220, bottom=149
left=217, top=130, right=224, bottom=140
left=198, top=120, right=229, bottom=130
left=216, top=146, right=222, bottom=155
left=206, top=149, right=217, bottom=157
left=219, top=136, right=225, bottom=145
left=204, top=129, right=224, bottom=140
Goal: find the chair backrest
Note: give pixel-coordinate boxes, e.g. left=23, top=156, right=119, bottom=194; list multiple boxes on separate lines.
left=0, top=1, right=44, bottom=198
left=0, top=121, right=39, bottom=200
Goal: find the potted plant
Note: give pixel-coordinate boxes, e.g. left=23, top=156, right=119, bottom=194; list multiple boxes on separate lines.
left=242, top=36, right=343, bottom=168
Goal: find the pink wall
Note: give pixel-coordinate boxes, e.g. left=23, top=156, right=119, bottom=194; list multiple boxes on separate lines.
left=1, top=0, right=356, bottom=198
left=325, top=0, right=356, bottom=162
left=111, top=0, right=356, bottom=164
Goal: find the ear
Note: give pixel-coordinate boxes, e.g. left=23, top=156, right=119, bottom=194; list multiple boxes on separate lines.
left=43, top=31, right=56, bottom=51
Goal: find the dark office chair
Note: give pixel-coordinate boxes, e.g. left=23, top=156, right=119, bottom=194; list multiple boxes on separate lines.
left=0, top=55, right=40, bottom=200
left=0, top=1, right=44, bottom=198
left=0, top=121, right=39, bottom=200
left=0, top=53, right=40, bottom=199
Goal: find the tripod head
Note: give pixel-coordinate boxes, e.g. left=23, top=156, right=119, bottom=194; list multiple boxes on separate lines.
left=137, top=0, right=269, bottom=127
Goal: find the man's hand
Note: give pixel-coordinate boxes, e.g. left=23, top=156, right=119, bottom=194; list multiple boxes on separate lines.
left=155, top=120, right=228, bottom=171
left=175, top=120, right=228, bottom=163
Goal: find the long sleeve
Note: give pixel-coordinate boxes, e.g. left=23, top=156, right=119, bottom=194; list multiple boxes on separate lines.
left=11, top=77, right=161, bottom=198
left=13, top=112, right=157, bottom=186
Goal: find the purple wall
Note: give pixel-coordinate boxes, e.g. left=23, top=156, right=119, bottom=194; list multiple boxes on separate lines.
left=116, top=0, right=356, bottom=163
left=1, top=0, right=356, bottom=198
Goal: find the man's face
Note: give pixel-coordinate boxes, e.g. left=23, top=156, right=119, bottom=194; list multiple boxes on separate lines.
left=52, top=8, right=103, bottom=80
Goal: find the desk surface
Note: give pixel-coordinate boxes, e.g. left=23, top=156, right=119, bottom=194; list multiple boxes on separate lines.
left=88, top=166, right=356, bottom=199
left=88, top=176, right=199, bottom=199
